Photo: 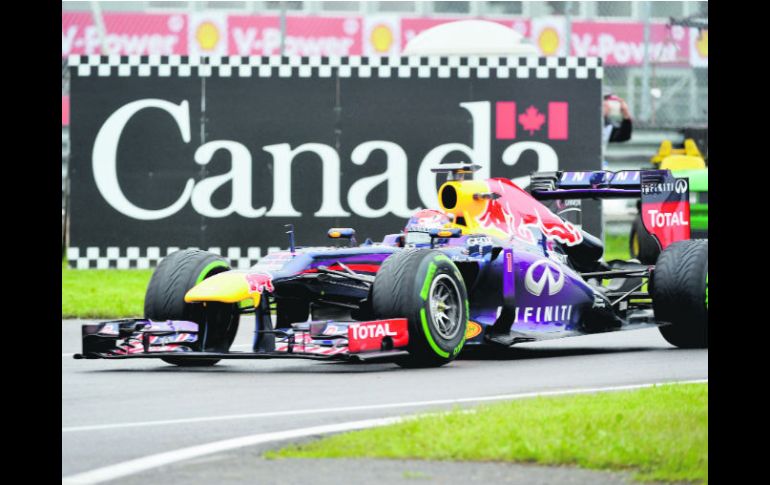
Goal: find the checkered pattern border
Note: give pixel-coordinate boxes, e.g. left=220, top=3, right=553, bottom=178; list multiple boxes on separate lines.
left=67, top=55, right=602, bottom=79
left=66, top=246, right=282, bottom=270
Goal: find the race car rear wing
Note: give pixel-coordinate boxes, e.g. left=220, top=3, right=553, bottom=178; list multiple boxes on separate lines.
left=529, top=169, right=654, bottom=200
left=529, top=169, right=691, bottom=250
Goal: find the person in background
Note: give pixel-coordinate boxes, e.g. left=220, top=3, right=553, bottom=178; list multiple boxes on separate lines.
left=602, top=88, right=633, bottom=169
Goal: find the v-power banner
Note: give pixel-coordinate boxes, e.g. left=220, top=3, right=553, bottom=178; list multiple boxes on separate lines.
left=68, top=55, right=602, bottom=269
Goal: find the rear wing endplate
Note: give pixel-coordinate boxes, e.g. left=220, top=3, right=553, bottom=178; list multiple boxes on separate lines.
left=529, top=169, right=691, bottom=250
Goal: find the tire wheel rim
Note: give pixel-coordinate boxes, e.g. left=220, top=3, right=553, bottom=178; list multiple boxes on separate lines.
left=428, top=273, right=463, bottom=340
left=631, top=233, right=640, bottom=257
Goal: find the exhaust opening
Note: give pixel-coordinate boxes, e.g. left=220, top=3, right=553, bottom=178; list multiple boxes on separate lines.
left=440, top=184, right=457, bottom=209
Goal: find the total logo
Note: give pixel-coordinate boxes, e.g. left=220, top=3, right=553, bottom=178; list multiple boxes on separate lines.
left=349, top=322, right=397, bottom=340
left=524, top=259, right=564, bottom=296
left=646, top=209, right=689, bottom=228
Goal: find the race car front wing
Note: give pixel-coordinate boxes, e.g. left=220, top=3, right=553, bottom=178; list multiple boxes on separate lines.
left=73, top=318, right=411, bottom=363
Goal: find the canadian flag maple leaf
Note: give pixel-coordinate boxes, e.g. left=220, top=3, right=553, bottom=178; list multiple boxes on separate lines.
left=518, top=106, right=546, bottom=135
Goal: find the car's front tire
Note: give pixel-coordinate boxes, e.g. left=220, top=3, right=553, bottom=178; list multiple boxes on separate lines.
left=144, top=249, right=240, bottom=366
left=652, top=240, right=708, bottom=348
left=372, top=249, right=468, bottom=368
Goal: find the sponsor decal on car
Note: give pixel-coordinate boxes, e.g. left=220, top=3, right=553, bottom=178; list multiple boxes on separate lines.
left=350, top=322, right=397, bottom=340
left=514, top=305, right=573, bottom=324
left=245, top=272, right=274, bottom=293
left=524, top=259, right=564, bottom=296
left=476, top=179, right=584, bottom=247
left=640, top=174, right=691, bottom=249
left=642, top=179, right=688, bottom=195
left=465, top=321, right=483, bottom=339
left=646, top=209, right=689, bottom=228
left=348, top=319, right=409, bottom=353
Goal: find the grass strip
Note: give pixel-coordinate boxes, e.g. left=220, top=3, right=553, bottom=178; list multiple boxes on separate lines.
left=267, top=383, right=707, bottom=484
left=62, top=261, right=152, bottom=319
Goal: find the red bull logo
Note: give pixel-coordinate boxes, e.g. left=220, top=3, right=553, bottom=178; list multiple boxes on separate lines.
left=246, top=272, right=274, bottom=294
left=478, top=179, right=583, bottom=246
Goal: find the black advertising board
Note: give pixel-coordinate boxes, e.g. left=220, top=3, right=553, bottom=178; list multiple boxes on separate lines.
left=68, top=55, right=602, bottom=268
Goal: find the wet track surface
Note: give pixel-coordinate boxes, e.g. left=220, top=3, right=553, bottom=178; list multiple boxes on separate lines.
left=62, top=317, right=707, bottom=483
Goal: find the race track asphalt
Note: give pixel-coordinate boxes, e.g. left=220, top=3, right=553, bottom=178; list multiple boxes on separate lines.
left=62, top=317, right=707, bottom=483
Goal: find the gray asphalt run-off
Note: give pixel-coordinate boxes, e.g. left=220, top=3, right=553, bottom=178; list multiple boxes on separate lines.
left=116, top=458, right=663, bottom=485
left=62, top=317, right=707, bottom=483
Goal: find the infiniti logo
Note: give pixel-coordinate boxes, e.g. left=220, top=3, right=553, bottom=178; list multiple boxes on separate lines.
left=675, top=179, right=688, bottom=194
left=524, top=259, right=565, bottom=296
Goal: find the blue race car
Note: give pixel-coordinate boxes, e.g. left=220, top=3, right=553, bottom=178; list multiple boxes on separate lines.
left=75, top=165, right=708, bottom=368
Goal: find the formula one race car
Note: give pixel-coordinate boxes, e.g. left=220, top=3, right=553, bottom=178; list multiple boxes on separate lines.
left=75, top=165, right=708, bottom=368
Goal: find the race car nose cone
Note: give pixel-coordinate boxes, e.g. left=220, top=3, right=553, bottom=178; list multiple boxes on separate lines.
left=184, top=271, right=254, bottom=304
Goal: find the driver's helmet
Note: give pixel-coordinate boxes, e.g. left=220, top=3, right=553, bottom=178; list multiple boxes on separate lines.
left=404, top=209, right=452, bottom=246
left=405, top=209, right=452, bottom=233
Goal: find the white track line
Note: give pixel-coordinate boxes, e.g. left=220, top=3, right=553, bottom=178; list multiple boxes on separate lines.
left=61, top=416, right=402, bottom=485
left=62, top=353, right=75, bottom=358
left=62, top=379, right=707, bottom=433
left=61, top=379, right=706, bottom=484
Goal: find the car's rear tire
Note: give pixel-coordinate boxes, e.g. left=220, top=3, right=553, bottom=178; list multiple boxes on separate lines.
left=652, top=240, right=708, bottom=348
left=629, top=214, right=661, bottom=264
left=144, top=249, right=240, bottom=367
left=372, top=249, right=468, bottom=368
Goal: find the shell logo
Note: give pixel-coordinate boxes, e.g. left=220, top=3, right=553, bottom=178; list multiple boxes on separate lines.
left=538, top=27, right=560, bottom=55
left=370, top=24, right=394, bottom=53
left=695, top=29, right=708, bottom=59
left=196, top=21, right=220, bottom=51
left=465, top=321, right=483, bottom=339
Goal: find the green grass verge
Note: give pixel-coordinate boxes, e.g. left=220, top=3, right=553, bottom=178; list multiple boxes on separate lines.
left=267, top=383, right=708, bottom=484
left=61, top=235, right=631, bottom=319
left=604, top=233, right=630, bottom=261
left=61, top=260, right=152, bottom=319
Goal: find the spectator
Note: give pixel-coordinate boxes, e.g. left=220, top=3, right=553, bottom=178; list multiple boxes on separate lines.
left=602, top=88, right=633, bottom=167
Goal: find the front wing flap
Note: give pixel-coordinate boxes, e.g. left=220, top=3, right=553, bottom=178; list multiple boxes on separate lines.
left=75, top=318, right=410, bottom=363
left=80, top=319, right=200, bottom=356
